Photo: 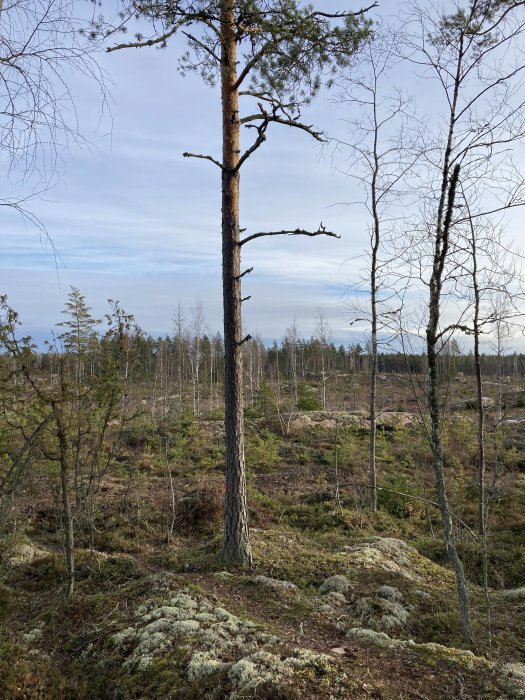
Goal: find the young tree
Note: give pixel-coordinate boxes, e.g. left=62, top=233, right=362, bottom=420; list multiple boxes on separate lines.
left=98, top=0, right=375, bottom=565
left=0, top=294, right=140, bottom=596
left=188, top=299, right=206, bottom=416
left=284, top=316, right=300, bottom=405
left=57, top=286, right=101, bottom=381
left=402, top=0, right=525, bottom=644
left=336, top=29, right=420, bottom=511
left=314, top=308, right=331, bottom=410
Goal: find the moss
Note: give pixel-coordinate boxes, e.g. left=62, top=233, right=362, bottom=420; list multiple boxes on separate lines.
left=283, top=501, right=352, bottom=533
left=0, top=584, right=13, bottom=623
left=250, top=528, right=350, bottom=587
left=347, top=627, right=490, bottom=670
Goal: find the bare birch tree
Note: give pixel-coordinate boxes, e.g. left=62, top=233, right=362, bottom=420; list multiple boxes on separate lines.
left=402, top=0, right=525, bottom=644
left=336, top=29, right=420, bottom=511
left=0, top=0, right=106, bottom=226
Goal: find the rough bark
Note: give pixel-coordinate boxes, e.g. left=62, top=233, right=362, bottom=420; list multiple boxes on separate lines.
left=221, top=0, right=252, bottom=566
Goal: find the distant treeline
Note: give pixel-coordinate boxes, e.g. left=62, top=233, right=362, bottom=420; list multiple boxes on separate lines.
left=23, top=333, right=525, bottom=384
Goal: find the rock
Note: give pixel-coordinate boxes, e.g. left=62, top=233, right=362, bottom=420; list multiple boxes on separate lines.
left=458, top=397, right=495, bottom=410
left=501, top=587, right=525, bottom=601
left=342, top=537, right=421, bottom=581
left=354, top=595, right=410, bottom=630
left=8, top=542, right=49, bottom=566
left=319, top=575, right=352, bottom=595
left=330, top=647, right=347, bottom=655
left=252, top=575, right=298, bottom=591
left=376, top=412, right=415, bottom=429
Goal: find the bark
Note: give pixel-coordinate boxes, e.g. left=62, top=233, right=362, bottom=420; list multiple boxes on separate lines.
left=221, top=0, right=252, bottom=566
left=426, top=164, right=473, bottom=645
left=369, top=102, right=380, bottom=513
left=471, top=241, right=486, bottom=539
left=469, top=215, right=491, bottom=644
left=54, top=404, right=75, bottom=596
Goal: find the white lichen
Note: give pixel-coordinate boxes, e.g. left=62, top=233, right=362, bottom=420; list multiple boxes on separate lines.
left=354, top=595, right=410, bottom=630
left=253, top=575, right=298, bottom=591
left=22, top=621, right=45, bottom=644
left=500, top=663, right=525, bottom=699
left=319, top=575, right=352, bottom=595
left=112, top=580, right=339, bottom=697
left=377, top=585, right=402, bottom=602
left=500, top=587, right=525, bottom=601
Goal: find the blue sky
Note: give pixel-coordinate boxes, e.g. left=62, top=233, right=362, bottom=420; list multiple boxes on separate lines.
left=1, top=1, right=524, bottom=350
left=1, top=11, right=372, bottom=346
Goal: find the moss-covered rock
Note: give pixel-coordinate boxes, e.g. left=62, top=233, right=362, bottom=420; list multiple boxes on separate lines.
left=319, top=575, right=352, bottom=595
left=111, top=577, right=339, bottom=698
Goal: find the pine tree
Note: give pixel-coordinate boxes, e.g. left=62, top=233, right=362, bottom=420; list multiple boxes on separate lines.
left=97, top=0, right=375, bottom=565
left=57, top=287, right=101, bottom=379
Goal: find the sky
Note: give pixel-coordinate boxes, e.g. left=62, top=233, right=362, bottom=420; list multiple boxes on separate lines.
left=1, top=1, right=524, bottom=350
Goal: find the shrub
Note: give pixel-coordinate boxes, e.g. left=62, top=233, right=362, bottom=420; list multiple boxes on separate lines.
left=176, top=477, right=224, bottom=533
left=377, top=477, right=421, bottom=519
left=245, top=430, right=280, bottom=470
left=297, top=384, right=321, bottom=411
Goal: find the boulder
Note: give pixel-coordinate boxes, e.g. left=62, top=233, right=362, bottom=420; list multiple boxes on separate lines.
left=8, top=542, right=49, bottom=566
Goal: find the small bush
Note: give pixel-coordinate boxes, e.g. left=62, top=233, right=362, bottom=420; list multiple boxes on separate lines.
left=377, top=478, right=421, bottom=519
left=297, top=384, right=321, bottom=411
left=246, top=430, right=280, bottom=470
left=176, top=477, right=224, bottom=533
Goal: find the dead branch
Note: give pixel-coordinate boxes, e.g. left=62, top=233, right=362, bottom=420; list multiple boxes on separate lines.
left=239, top=223, right=340, bottom=246
left=183, top=152, right=223, bottom=169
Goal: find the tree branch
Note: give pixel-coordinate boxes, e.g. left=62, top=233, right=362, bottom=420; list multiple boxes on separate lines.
left=241, top=112, right=324, bottom=141
left=239, top=223, right=340, bottom=246
left=183, top=152, right=223, bottom=169
left=106, top=23, right=184, bottom=53
left=235, top=115, right=268, bottom=172
left=237, top=267, right=254, bottom=279
left=306, top=4, right=379, bottom=19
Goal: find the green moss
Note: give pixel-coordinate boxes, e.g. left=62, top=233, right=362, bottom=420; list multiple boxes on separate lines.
left=0, top=584, right=13, bottom=622
left=283, top=501, right=351, bottom=533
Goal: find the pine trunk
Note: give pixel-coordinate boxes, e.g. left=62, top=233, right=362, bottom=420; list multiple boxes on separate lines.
left=220, top=0, right=252, bottom=566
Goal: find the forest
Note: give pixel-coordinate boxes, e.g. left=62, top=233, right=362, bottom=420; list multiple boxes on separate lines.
left=1, top=1, right=525, bottom=699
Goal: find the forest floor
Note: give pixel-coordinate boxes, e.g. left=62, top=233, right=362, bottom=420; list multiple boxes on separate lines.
left=1, top=376, right=525, bottom=698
